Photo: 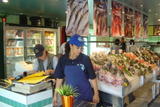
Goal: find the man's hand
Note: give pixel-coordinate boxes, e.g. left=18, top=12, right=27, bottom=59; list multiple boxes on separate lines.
left=53, top=94, right=58, bottom=106
left=45, top=69, right=55, bottom=75
left=92, top=93, right=100, bottom=104
left=8, top=77, right=15, bottom=81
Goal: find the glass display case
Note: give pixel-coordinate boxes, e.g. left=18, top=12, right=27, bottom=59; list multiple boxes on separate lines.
left=4, top=25, right=59, bottom=77
left=43, top=30, right=57, bottom=55
left=5, top=26, right=25, bottom=77
left=25, top=29, right=42, bottom=61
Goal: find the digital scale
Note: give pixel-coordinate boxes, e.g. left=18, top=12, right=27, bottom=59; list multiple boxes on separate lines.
left=11, top=81, right=52, bottom=94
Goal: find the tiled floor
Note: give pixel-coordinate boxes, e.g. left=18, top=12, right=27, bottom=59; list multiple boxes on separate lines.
left=98, top=82, right=160, bottom=107
left=150, top=96, right=160, bottom=107
left=127, top=82, right=160, bottom=107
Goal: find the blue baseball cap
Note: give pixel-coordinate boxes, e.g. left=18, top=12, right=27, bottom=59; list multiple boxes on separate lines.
left=69, top=34, right=85, bottom=47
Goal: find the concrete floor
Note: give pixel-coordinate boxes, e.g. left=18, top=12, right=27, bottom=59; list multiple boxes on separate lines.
left=127, top=82, right=160, bottom=107
left=150, top=96, right=160, bottom=107
left=97, top=82, right=160, bottom=107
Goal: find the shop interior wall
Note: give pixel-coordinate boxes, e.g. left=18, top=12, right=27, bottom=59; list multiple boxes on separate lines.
left=88, top=0, right=160, bottom=45
left=147, top=25, right=160, bottom=43
left=0, top=15, right=65, bottom=26
left=0, top=22, right=5, bottom=79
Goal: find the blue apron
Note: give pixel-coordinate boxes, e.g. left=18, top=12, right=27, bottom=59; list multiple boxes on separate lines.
left=64, top=65, right=93, bottom=102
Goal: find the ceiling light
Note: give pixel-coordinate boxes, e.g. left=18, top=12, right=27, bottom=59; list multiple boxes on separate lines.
left=0, top=0, right=8, bottom=3
left=158, top=19, right=160, bottom=21
left=140, top=4, right=143, bottom=7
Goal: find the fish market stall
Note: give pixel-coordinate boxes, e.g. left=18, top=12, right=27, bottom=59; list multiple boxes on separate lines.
left=90, top=48, right=160, bottom=107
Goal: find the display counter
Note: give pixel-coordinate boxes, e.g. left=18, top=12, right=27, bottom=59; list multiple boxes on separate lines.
left=0, top=88, right=53, bottom=107
left=98, top=70, right=159, bottom=107
left=98, top=75, right=140, bottom=98
left=150, top=44, right=160, bottom=55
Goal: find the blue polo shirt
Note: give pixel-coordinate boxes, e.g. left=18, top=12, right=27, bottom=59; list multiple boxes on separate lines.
left=53, top=53, right=96, bottom=79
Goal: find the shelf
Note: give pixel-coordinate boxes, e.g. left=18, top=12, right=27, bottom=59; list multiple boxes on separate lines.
left=44, top=38, right=54, bottom=40
left=6, top=46, right=23, bottom=48
left=26, top=46, right=34, bottom=48
left=45, top=44, right=55, bottom=46
left=48, top=52, right=55, bottom=54
left=153, top=80, right=160, bottom=83
left=27, top=54, right=35, bottom=56
left=7, top=55, right=24, bottom=57
left=150, top=44, right=160, bottom=46
left=26, top=38, right=41, bottom=40
left=7, top=37, right=24, bottom=40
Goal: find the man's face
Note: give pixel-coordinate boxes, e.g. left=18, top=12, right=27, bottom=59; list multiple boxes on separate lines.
left=38, top=50, right=47, bottom=60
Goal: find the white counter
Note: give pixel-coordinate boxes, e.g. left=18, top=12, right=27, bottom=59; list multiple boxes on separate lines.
left=0, top=88, right=53, bottom=107
left=98, top=75, right=141, bottom=98
left=98, top=72, right=156, bottom=98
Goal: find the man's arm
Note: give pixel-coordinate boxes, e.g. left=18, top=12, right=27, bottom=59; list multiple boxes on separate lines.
left=90, top=78, right=99, bottom=103
left=53, top=79, right=64, bottom=106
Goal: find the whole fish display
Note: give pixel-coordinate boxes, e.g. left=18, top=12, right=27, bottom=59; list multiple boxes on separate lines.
left=93, top=0, right=108, bottom=36
left=135, top=11, right=142, bottom=38
left=111, top=1, right=122, bottom=37
left=124, top=7, right=133, bottom=38
left=66, top=0, right=89, bottom=36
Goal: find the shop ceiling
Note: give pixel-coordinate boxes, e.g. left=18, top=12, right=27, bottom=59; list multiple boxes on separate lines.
left=0, top=0, right=67, bottom=21
left=0, top=0, right=159, bottom=25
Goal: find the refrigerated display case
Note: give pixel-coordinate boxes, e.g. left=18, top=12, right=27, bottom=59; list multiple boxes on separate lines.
left=25, top=29, right=42, bottom=61
left=3, top=25, right=59, bottom=78
left=5, top=26, right=25, bottom=77
left=43, top=30, right=57, bottom=55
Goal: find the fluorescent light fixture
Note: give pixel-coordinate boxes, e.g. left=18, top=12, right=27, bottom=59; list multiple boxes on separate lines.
left=140, top=4, right=143, bottom=7
left=65, top=11, right=68, bottom=14
left=0, top=0, right=8, bottom=3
